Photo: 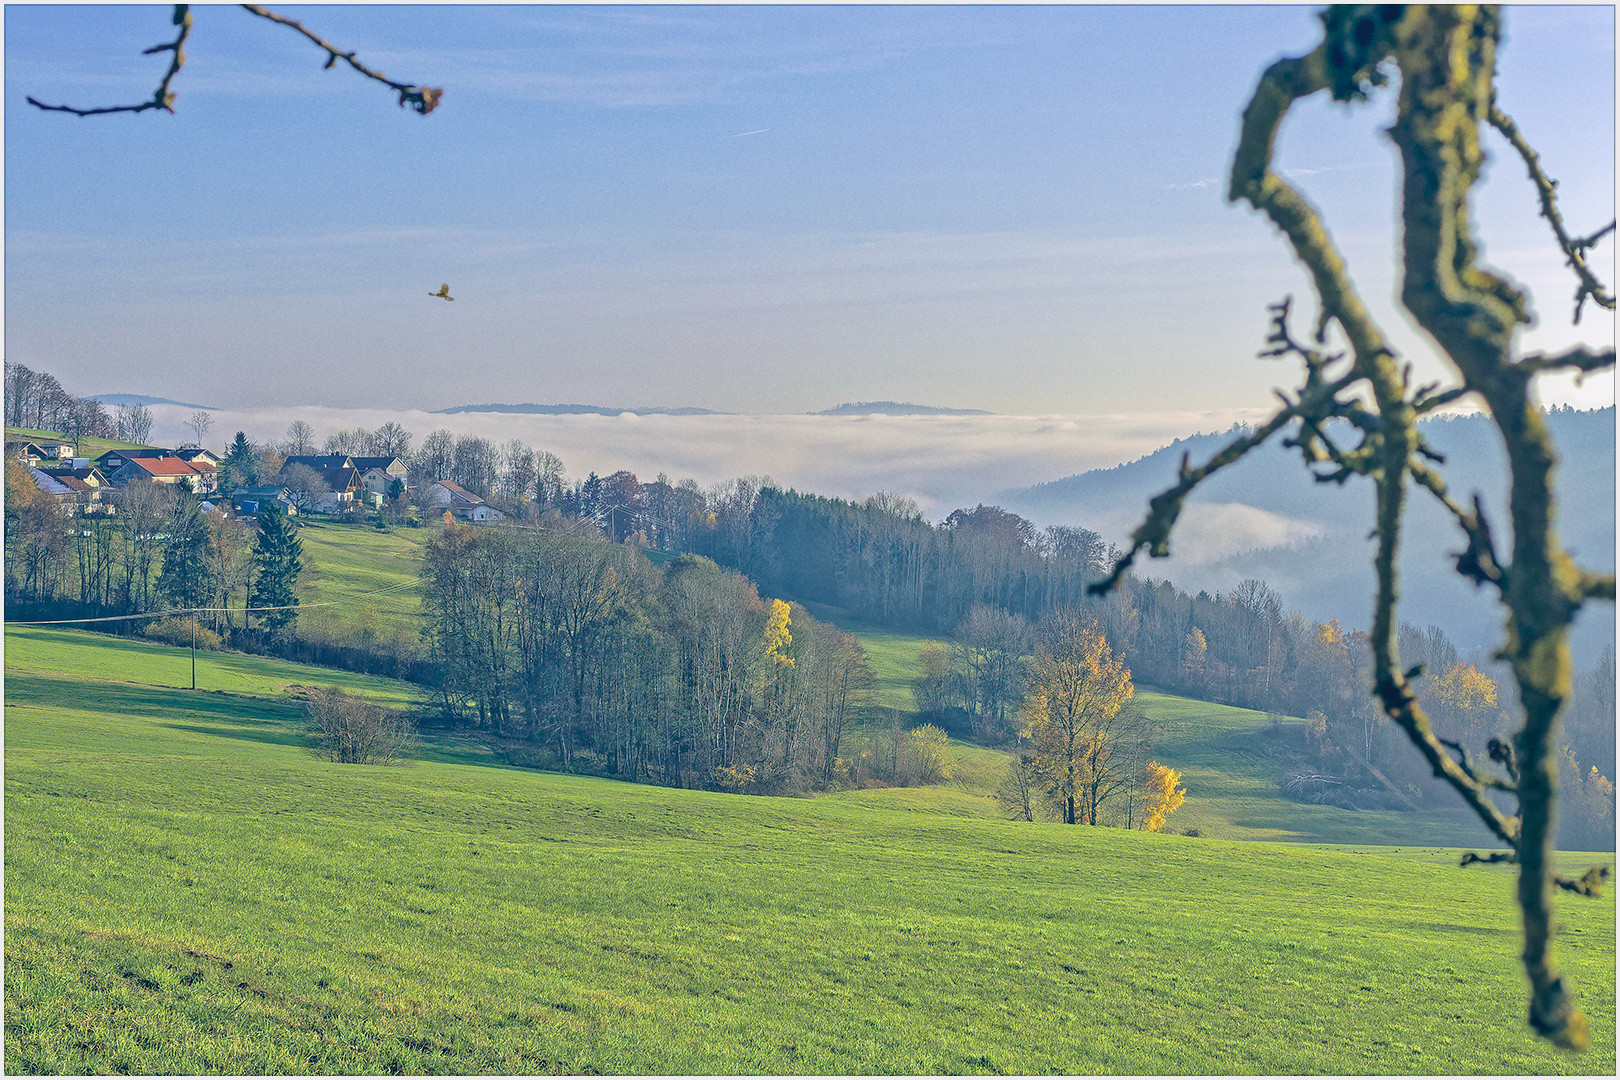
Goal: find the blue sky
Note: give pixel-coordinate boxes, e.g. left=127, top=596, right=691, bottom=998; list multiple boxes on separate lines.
left=5, top=4, right=1614, bottom=419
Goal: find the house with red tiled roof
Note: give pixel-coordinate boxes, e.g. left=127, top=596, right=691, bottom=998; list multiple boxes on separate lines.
left=107, top=455, right=218, bottom=493
left=38, top=464, right=111, bottom=490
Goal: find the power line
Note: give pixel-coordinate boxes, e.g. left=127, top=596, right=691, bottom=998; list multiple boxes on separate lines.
left=4, top=575, right=425, bottom=627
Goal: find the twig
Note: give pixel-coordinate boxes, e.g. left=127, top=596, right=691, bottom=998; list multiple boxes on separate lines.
left=240, top=5, right=442, bottom=114
left=1490, top=102, right=1617, bottom=324
left=26, top=4, right=192, bottom=117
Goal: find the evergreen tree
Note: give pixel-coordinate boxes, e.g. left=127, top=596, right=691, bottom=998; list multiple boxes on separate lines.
left=249, top=503, right=301, bottom=630
left=221, top=431, right=260, bottom=491
left=155, top=484, right=215, bottom=610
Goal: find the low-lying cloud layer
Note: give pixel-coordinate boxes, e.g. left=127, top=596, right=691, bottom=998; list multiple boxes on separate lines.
left=147, top=404, right=1271, bottom=520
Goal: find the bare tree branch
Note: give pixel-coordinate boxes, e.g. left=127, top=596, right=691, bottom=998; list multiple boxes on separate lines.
left=1489, top=103, right=1617, bottom=324
left=24, top=4, right=443, bottom=118
left=1517, top=346, right=1617, bottom=378
left=240, top=5, right=443, bottom=114
left=25, top=4, right=192, bottom=117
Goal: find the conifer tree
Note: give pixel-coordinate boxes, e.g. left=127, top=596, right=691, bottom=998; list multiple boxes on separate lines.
left=249, top=503, right=301, bottom=630
left=221, top=431, right=260, bottom=491
left=155, top=484, right=213, bottom=610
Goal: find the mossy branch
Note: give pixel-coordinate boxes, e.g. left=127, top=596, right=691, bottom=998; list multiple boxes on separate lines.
left=1097, top=5, right=1610, bottom=1050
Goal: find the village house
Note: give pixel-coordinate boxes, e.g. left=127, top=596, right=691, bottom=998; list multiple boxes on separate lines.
left=96, top=446, right=218, bottom=473
left=350, top=455, right=409, bottom=497
left=38, top=462, right=112, bottom=489
left=106, top=455, right=219, bottom=493
left=306, top=465, right=364, bottom=513
left=423, top=479, right=505, bottom=522
left=7, top=441, right=49, bottom=467
left=174, top=447, right=222, bottom=468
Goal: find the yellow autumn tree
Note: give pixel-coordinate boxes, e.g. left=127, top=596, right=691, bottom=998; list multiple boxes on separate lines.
left=1436, top=661, right=1497, bottom=712
left=755, top=598, right=799, bottom=755
left=1020, top=611, right=1135, bottom=825
left=1141, top=760, right=1187, bottom=832
left=762, top=598, right=794, bottom=671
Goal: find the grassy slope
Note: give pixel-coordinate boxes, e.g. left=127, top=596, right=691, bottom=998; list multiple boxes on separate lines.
left=4, top=426, right=145, bottom=456
left=276, top=529, right=1557, bottom=848
left=4, top=626, right=1614, bottom=1075
left=795, top=614, right=1524, bottom=848
left=292, top=522, right=428, bottom=649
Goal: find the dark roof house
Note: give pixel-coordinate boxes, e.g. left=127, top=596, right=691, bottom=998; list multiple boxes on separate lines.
left=283, top=454, right=355, bottom=471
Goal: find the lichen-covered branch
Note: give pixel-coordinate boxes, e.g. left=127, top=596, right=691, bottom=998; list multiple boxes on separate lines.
left=240, top=5, right=443, bottom=114
left=1094, top=4, right=1611, bottom=1051
left=1518, top=346, right=1617, bottom=378
left=25, top=4, right=192, bottom=117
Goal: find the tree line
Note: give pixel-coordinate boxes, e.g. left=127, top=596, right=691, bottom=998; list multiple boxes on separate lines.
left=6, top=371, right=1609, bottom=834
left=5, top=362, right=157, bottom=445
left=420, top=518, right=873, bottom=795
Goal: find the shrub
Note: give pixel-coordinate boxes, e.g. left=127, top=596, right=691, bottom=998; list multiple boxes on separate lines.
left=304, top=686, right=415, bottom=765
left=901, top=723, right=955, bottom=785
left=143, top=616, right=222, bottom=651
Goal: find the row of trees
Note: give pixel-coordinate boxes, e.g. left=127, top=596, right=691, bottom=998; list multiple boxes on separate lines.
left=420, top=519, right=873, bottom=794
left=4, top=361, right=154, bottom=446
left=910, top=588, right=1609, bottom=845
left=3, top=458, right=302, bottom=634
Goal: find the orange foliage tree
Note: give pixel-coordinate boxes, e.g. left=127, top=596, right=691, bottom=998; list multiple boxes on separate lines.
left=1141, top=761, right=1188, bottom=833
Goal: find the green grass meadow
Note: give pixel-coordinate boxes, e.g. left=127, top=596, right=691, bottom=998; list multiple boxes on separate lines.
left=5, top=625, right=1615, bottom=1074
left=277, top=521, right=429, bottom=651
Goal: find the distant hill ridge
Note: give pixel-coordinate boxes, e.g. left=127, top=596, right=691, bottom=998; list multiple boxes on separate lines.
left=89, top=393, right=215, bottom=411
left=994, top=405, right=1614, bottom=665
left=814, top=401, right=993, bottom=416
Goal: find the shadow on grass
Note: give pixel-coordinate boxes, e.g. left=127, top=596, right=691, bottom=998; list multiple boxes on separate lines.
left=158, top=723, right=306, bottom=748
left=11, top=666, right=568, bottom=779
left=5, top=674, right=300, bottom=726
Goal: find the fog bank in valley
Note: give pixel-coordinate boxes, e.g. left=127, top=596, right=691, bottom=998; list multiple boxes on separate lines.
left=143, top=403, right=1271, bottom=521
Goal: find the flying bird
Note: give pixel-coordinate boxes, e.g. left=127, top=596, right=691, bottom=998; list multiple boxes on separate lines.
left=430, top=283, right=454, bottom=301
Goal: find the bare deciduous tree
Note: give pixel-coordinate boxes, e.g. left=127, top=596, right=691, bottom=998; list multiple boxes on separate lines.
left=305, top=687, right=415, bottom=765
left=1092, top=6, right=1614, bottom=1049
left=184, top=410, right=213, bottom=448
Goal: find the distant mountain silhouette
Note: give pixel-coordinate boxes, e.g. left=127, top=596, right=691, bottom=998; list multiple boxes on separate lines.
left=996, top=407, right=1615, bottom=665
left=814, top=401, right=994, bottom=416
left=435, top=403, right=723, bottom=416
left=90, top=393, right=215, bottom=411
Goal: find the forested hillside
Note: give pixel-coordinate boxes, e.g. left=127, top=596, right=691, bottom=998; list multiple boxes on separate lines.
left=996, top=407, right=1616, bottom=665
